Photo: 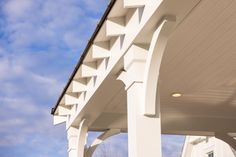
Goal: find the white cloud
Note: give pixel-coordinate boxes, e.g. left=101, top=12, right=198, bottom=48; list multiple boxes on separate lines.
left=0, top=95, right=66, bottom=148
left=81, top=0, right=109, bottom=13
left=4, top=0, right=33, bottom=20
left=2, top=0, right=100, bottom=52
left=0, top=97, right=39, bottom=114
left=0, top=118, right=26, bottom=129
left=0, top=134, right=26, bottom=146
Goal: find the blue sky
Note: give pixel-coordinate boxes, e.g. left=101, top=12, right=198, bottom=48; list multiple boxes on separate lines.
left=0, top=0, right=184, bottom=157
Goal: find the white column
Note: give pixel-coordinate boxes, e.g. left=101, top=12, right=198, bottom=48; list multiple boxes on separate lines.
left=117, top=44, right=162, bottom=157
left=127, top=82, right=162, bottom=157
left=117, top=16, right=176, bottom=156
left=67, top=119, right=88, bottom=157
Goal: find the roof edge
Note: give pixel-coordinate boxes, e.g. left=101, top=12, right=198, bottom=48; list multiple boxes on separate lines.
left=51, top=0, right=117, bottom=115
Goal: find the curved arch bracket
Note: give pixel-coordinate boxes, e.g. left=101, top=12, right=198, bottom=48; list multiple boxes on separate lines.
left=215, top=132, right=236, bottom=151
left=67, top=119, right=88, bottom=157
left=142, top=15, right=176, bottom=116
left=85, top=129, right=121, bottom=157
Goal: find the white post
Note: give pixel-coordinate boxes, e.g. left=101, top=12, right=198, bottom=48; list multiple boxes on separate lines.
left=117, top=16, right=176, bottom=156
left=117, top=44, right=162, bottom=157
left=67, top=119, right=88, bottom=157
left=127, top=82, right=162, bottom=157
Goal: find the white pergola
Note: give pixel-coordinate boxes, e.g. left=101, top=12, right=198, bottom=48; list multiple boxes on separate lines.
left=51, top=0, right=236, bottom=156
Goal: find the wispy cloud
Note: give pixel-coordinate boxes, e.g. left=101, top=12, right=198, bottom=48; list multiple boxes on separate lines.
left=2, top=0, right=104, bottom=52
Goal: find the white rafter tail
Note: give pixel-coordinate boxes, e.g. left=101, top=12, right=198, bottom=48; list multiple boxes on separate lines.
left=64, top=93, right=79, bottom=106
left=85, top=75, right=97, bottom=88
left=72, top=78, right=87, bottom=93
left=92, top=41, right=110, bottom=59
left=123, top=0, right=146, bottom=8
left=84, top=47, right=96, bottom=63
left=58, top=106, right=72, bottom=116
left=80, top=62, right=97, bottom=78
left=106, top=17, right=125, bottom=37
left=94, top=24, right=108, bottom=43
left=53, top=115, right=67, bottom=125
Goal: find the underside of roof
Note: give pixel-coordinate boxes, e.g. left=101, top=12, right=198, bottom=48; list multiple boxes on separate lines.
left=52, top=0, right=236, bottom=138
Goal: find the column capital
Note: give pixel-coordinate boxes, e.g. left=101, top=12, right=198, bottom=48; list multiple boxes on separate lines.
left=117, top=44, right=148, bottom=90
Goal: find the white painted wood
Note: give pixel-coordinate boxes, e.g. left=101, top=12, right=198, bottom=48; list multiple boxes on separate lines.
left=92, top=41, right=110, bottom=59
left=64, top=94, right=79, bottom=106
left=127, top=82, right=162, bottom=157
left=67, top=119, right=88, bottom=157
left=215, top=133, right=236, bottom=151
left=124, top=44, right=148, bottom=70
left=182, top=136, right=236, bottom=157
left=81, top=62, right=97, bottom=78
left=58, top=106, right=71, bottom=116
left=75, top=62, right=97, bottom=79
left=117, top=44, right=147, bottom=90
left=123, top=0, right=146, bottom=8
left=77, top=119, right=88, bottom=157
left=53, top=115, right=67, bottom=125
left=71, top=79, right=87, bottom=93
left=118, top=47, right=162, bottom=157
left=106, top=17, right=125, bottom=37
left=143, top=16, right=176, bottom=116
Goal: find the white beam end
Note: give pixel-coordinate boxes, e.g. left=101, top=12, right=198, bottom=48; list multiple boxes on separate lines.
left=81, top=62, right=97, bottom=78
left=106, top=17, right=125, bottom=37
left=58, top=106, right=71, bottom=116
left=72, top=79, right=87, bottom=93
left=64, top=94, right=79, bottom=106
left=92, top=41, right=110, bottom=59
left=123, top=0, right=146, bottom=8
left=53, top=115, right=67, bottom=125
